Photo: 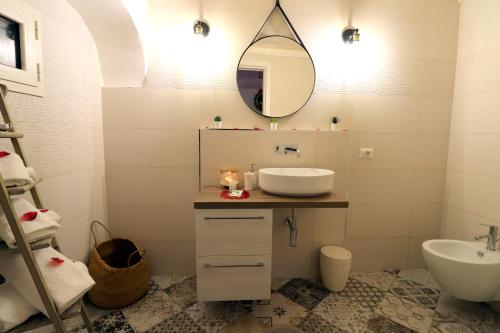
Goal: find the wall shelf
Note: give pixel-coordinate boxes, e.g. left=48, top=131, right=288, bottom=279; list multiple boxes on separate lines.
left=7, top=178, right=43, bottom=196
left=0, top=131, right=23, bottom=138
left=0, top=237, right=53, bottom=253
left=195, top=187, right=349, bottom=209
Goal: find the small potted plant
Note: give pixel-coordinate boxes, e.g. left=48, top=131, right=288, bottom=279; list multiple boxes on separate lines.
left=214, top=115, right=222, bottom=129
left=331, top=116, right=341, bottom=131
left=270, top=118, right=278, bottom=131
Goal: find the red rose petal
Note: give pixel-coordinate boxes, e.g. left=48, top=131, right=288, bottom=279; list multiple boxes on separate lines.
left=50, top=257, right=64, bottom=265
left=40, top=209, right=49, bottom=213
left=0, top=151, right=10, bottom=158
left=21, top=211, right=38, bottom=222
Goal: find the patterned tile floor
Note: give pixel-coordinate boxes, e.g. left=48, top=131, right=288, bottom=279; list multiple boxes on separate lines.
left=68, top=269, right=500, bottom=333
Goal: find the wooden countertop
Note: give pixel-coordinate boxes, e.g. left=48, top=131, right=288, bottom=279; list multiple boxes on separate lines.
left=194, top=187, right=349, bottom=209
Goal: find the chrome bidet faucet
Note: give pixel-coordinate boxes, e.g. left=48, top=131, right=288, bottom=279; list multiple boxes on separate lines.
left=475, top=224, right=499, bottom=251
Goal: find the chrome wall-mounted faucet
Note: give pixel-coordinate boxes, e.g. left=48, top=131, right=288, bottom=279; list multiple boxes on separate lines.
left=475, top=223, right=499, bottom=251
left=275, top=144, right=300, bottom=158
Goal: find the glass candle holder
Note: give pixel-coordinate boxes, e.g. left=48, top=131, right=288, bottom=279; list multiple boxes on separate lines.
left=220, top=169, right=239, bottom=187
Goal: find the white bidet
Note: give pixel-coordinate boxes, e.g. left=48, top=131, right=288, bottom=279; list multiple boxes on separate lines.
left=422, top=239, right=500, bottom=302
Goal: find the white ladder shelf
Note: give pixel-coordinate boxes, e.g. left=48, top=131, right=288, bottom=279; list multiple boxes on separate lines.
left=0, top=84, right=94, bottom=333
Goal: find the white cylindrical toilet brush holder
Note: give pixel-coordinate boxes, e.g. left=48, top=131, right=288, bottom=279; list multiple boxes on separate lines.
left=320, top=246, right=352, bottom=292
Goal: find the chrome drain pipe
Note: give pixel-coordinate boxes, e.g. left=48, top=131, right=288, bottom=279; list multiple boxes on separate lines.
left=285, top=208, right=298, bottom=247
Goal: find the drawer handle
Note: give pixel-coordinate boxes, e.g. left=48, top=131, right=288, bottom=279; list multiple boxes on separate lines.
left=204, top=262, right=264, bottom=268
left=204, top=216, right=265, bottom=220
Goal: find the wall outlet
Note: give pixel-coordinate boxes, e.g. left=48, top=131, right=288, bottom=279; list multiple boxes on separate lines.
left=359, top=148, right=374, bottom=159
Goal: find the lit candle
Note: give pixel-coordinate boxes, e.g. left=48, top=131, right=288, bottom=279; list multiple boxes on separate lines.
left=220, top=169, right=239, bottom=187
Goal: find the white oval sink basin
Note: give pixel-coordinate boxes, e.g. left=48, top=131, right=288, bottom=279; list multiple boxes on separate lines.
left=258, top=168, right=334, bottom=196
left=422, top=239, right=500, bottom=302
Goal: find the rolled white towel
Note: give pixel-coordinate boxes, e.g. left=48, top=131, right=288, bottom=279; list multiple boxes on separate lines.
left=0, top=199, right=61, bottom=249
left=0, top=247, right=95, bottom=316
left=0, top=283, right=39, bottom=332
left=38, top=208, right=62, bottom=224
left=0, top=151, right=32, bottom=187
left=26, top=167, right=36, bottom=180
left=0, top=124, right=12, bottom=131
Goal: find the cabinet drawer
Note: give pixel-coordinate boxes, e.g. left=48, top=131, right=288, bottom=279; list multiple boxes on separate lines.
left=196, top=209, right=272, bottom=256
left=196, top=255, right=271, bottom=301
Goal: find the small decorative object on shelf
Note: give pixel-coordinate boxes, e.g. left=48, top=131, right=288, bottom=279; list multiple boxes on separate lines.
left=220, top=168, right=239, bottom=188
left=331, top=116, right=341, bottom=131
left=214, top=115, right=222, bottom=129
left=220, top=189, right=250, bottom=200
left=270, top=118, right=278, bottom=131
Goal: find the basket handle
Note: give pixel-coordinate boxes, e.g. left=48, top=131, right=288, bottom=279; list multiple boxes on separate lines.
left=90, top=220, right=113, bottom=248
left=127, top=248, right=146, bottom=267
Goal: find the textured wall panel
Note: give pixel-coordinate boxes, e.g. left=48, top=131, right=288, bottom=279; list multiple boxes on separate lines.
left=1, top=0, right=106, bottom=262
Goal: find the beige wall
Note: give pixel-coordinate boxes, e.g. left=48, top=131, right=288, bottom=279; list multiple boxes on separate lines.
left=442, top=0, right=500, bottom=241
left=103, top=0, right=459, bottom=275
left=1, top=0, right=106, bottom=262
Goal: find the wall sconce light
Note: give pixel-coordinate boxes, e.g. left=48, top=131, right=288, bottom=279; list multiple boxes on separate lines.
left=194, top=19, right=210, bottom=38
left=342, top=26, right=360, bottom=44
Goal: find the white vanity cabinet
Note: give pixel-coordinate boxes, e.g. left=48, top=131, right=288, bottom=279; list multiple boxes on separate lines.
left=195, top=209, right=272, bottom=301
left=194, top=188, right=348, bottom=302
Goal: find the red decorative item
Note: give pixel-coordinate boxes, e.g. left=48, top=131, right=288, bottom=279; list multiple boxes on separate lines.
left=220, top=190, right=250, bottom=200
left=0, top=151, right=10, bottom=158
left=39, top=209, right=49, bottom=213
left=21, top=211, right=37, bottom=222
left=50, top=257, right=64, bottom=265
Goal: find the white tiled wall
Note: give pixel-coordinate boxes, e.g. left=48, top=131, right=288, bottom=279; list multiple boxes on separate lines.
left=103, top=88, right=199, bottom=275
left=1, top=0, right=106, bottom=262
left=441, top=0, right=500, bottom=243
left=103, top=0, right=459, bottom=275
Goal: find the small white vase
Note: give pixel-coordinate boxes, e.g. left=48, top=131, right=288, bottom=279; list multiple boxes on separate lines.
left=330, top=123, right=337, bottom=131
left=214, top=121, right=222, bottom=129
left=270, top=122, right=278, bottom=131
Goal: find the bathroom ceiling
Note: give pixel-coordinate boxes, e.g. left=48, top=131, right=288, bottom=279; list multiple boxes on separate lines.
left=67, top=0, right=146, bottom=87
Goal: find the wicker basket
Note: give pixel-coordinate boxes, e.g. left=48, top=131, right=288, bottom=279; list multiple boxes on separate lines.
left=88, top=221, right=149, bottom=308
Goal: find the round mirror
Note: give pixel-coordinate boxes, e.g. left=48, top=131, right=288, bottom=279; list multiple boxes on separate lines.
left=237, top=36, right=315, bottom=118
